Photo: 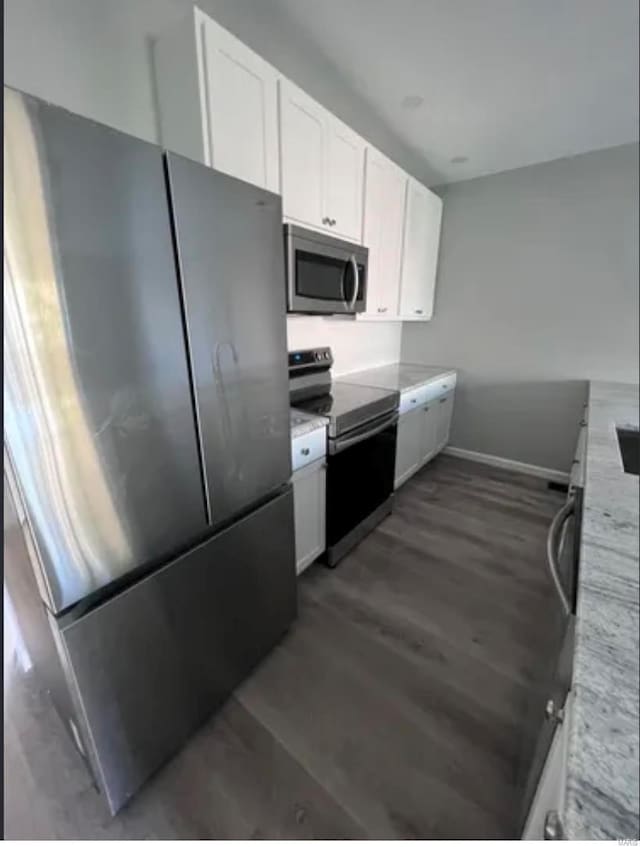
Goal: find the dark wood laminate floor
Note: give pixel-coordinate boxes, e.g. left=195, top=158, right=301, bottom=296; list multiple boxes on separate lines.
left=4, top=455, right=563, bottom=840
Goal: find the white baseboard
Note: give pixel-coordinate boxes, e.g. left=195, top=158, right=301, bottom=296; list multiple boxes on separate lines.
left=442, top=446, right=569, bottom=484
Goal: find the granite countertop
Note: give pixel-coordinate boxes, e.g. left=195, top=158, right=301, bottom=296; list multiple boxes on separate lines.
left=290, top=408, right=328, bottom=439
left=336, top=362, right=456, bottom=393
left=564, top=380, right=639, bottom=839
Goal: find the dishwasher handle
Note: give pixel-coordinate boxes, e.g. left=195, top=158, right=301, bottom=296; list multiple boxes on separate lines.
left=546, top=496, right=575, bottom=615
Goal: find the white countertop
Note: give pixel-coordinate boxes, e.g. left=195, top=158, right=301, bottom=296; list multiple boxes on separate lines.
left=564, top=380, right=639, bottom=839
left=337, top=362, right=456, bottom=393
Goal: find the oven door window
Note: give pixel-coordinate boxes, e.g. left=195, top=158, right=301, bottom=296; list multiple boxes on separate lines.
left=326, top=423, right=397, bottom=546
left=295, top=250, right=349, bottom=302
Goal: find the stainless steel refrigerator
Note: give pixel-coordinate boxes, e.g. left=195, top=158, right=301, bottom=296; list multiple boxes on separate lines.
left=3, top=87, right=296, bottom=814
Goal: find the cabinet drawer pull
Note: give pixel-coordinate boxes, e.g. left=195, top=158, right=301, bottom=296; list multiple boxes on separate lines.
left=322, top=216, right=330, bottom=225
left=414, top=309, right=423, bottom=314
left=301, top=447, right=310, bottom=456
left=410, top=398, right=417, bottom=404
left=439, top=397, right=447, bottom=404
left=377, top=307, right=388, bottom=313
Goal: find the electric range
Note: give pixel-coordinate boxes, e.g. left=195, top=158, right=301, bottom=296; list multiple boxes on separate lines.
left=289, top=347, right=399, bottom=566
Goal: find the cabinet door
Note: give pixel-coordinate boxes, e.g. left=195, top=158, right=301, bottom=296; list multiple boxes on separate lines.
left=279, top=79, right=325, bottom=229
left=394, top=409, right=423, bottom=489
left=435, top=393, right=454, bottom=452
left=324, top=116, right=365, bottom=241
left=399, top=179, right=443, bottom=319
left=293, top=459, right=326, bottom=574
left=361, top=147, right=406, bottom=318
left=420, top=403, right=438, bottom=464
left=201, top=16, right=280, bottom=192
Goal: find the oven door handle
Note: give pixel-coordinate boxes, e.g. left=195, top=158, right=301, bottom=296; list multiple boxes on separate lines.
left=330, top=412, right=399, bottom=455
left=546, top=496, right=575, bottom=616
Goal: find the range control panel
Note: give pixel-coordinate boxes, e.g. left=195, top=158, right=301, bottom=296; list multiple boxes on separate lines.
left=288, top=347, right=333, bottom=373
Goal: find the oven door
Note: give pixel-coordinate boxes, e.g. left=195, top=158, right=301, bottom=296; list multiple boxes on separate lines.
left=285, top=226, right=367, bottom=315
left=326, top=412, right=397, bottom=551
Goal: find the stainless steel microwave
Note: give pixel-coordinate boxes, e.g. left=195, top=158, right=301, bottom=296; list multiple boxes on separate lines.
left=284, top=224, right=368, bottom=315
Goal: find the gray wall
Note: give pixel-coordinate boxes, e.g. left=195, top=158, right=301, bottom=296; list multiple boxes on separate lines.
left=402, top=142, right=640, bottom=472
left=3, top=0, right=426, bottom=181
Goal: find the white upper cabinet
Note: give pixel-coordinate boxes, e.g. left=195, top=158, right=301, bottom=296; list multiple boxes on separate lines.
left=325, top=117, right=365, bottom=240
left=156, top=8, right=444, bottom=319
left=399, top=179, right=443, bottom=320
left=359, top=147, right=407, bottom=319
left=278, top=79, right=325, bottom=227
left=155, top=9, right=280, bottom=192
left=279, top=78, right=365, bottom=243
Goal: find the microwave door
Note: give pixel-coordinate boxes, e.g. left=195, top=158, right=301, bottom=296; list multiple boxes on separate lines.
left=290, top=249, right=348, bottom=314
left=285, top=226, right=368, bottom=315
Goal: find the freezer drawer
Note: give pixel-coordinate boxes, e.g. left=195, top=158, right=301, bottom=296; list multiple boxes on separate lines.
left=58, top=486, right=296, bottom=814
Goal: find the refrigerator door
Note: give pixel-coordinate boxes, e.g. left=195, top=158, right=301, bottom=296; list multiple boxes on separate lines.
left=3, top=89, right=208, bottom=613
left=58, top=486, right=296, bottom=814
left=166, top=153, right=291, bottom=525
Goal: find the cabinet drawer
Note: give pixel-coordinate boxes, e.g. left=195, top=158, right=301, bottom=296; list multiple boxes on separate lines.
left=399, top=386, right=427, bottom=414
left=291, top=427, right=327, bottom=472
left=423, top=373, right=456, bottom=404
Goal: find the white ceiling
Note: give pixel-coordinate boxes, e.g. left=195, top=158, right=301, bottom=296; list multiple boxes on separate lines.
left=263, top=0, right=639, bottom=184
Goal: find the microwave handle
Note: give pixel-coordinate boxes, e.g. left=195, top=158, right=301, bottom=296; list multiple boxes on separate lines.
left=348, top=255, right=359, bottom=311
left=340, top=261, right=347, bottom=310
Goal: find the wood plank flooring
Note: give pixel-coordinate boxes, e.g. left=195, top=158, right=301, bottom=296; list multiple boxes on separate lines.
left=3, top=455, right=564, bottom=839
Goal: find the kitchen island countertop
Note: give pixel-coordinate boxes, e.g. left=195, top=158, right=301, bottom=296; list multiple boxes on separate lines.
left=565, top=380, right=639, bottom=839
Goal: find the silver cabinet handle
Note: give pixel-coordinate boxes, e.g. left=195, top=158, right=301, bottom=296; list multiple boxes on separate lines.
left=300, top=447, right=310, bottom=456
left=546, top=497, right=575, bottom=615
left=414, top=309, right=423, bottom=314
left=439, top=397, right=447, bottom=404
left=545, top=699, right=565, bottom=725
left=377, top=307, right=388, bottom=313
left=543, top=810, right=564, bottom=840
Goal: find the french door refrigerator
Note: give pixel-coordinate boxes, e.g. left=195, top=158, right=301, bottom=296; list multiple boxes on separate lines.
left=3, top=87, right=296, bottom=814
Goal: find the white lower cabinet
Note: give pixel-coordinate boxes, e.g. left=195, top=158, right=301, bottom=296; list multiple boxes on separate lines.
left=435, top=391, right=454, bottom=452
left=421, top=402, right=438, bottom=464
left=292, top=458, right=326, bottom=575
left=394, top=408, right=424, bottom=489
left=394, top=383, right=456, bottom=489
